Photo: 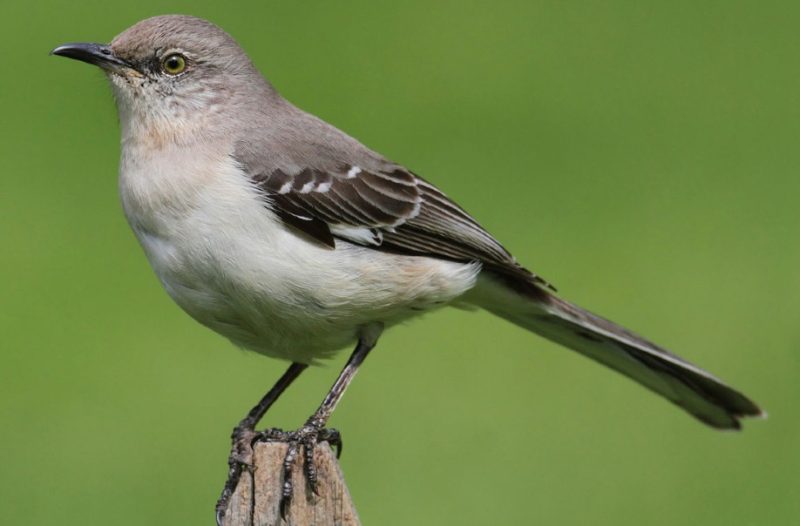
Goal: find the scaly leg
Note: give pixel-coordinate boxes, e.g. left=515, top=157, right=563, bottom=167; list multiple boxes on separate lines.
left=259, top=324, right=383, bottom=517
left=215, top=362, right=307, bottom=525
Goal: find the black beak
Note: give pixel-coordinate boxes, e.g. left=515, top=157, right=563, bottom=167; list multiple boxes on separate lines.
left=51, top=42, right=131, bottom=71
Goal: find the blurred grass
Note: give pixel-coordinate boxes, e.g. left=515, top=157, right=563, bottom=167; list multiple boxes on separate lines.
left=1, top=1, right=799, bottom=524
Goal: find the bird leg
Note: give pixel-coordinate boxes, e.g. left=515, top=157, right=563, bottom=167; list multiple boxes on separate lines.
left=215, top=362, right=307, bottom=525
left=258, top=326, right=381, bottom=518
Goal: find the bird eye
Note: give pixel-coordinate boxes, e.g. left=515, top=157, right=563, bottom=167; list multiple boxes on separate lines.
left=161, top=54, right=186, bottom=75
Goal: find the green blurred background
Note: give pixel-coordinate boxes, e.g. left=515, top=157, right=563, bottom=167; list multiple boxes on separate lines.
left=2, top=1, right=798, bottom=524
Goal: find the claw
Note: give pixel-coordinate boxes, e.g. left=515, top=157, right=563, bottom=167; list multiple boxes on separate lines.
left=218, top=422, right=344, bottom=521
left=215, top=425, right=262, bottom=525
left=280, top=439, right=300, bottom=517
left=214, top=363, right=309, bottom=524
left=304, top=446, right=317, bottom=494
left=320, top=428, right=342, bottom=458
left=248, top=424, right=346, bottom=516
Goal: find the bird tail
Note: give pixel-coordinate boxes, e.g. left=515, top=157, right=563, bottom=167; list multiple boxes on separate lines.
left=471, top=274, right=764, bottom=429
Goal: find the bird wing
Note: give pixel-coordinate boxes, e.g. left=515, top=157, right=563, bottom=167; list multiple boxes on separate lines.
left=240, top=153, right=551, bottom=289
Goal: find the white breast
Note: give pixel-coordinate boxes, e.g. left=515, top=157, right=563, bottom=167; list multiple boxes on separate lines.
left=118, top=142, right=480, bottom=363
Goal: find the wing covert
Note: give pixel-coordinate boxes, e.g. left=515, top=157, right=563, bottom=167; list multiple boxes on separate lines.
left=237, top=142, right=552, bottom=289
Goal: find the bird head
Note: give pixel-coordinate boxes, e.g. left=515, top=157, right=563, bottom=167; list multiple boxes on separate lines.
left=52, top=15, right=274, bottom=147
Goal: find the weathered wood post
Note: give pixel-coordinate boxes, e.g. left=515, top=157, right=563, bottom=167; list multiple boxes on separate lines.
left=221, top=441, right=360, bottom=526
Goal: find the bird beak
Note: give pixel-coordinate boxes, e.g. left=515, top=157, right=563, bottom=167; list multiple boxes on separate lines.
left=51, top=42, right=132, bottom=73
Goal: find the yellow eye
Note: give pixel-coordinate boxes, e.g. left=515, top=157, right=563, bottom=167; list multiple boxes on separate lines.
left=161, top=54, right=186, bottom=75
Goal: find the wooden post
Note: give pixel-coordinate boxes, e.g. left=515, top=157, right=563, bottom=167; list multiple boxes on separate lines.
left=221, top=441, right=360, bottom=526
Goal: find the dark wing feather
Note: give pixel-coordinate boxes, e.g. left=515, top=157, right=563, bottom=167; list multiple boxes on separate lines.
left=245, top=156, right=552, bottom=289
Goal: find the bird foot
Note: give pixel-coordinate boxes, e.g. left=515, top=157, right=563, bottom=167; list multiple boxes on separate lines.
left=215, top=424, right=263, bottom=525
left=214, top=422, right=342, bottom=524
left=256, top=425, right=342, bottom=518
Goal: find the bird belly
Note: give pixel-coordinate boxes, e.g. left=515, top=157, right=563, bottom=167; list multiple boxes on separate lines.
left=119, top=150, right=480, bottom=363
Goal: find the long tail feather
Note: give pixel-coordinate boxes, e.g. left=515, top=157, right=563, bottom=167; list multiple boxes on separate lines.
left=472, top=275, right=764, bottom=429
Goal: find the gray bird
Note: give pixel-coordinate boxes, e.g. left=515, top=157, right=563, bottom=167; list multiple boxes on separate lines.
left=52, top=14, right=763, bottom=523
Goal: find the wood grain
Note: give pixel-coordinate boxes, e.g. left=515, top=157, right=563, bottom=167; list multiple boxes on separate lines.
left=222, top=441, right=360, bottom=526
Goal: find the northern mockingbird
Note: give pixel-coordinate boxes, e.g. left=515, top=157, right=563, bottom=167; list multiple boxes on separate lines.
left=52, top=14, right=763, bottom=523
